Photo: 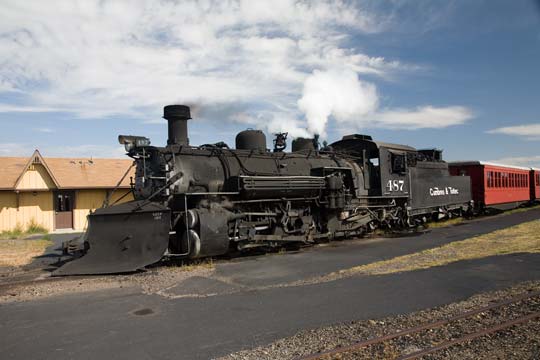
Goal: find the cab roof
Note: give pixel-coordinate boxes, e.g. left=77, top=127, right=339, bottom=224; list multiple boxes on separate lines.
left=332, top=134, right=416, bottom=153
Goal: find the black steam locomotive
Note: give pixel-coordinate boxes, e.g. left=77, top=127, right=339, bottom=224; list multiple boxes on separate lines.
left=55, top=105, right=472, bottom=275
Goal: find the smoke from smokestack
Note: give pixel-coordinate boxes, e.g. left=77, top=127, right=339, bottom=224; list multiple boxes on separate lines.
left=298, top=68, right=378, bottom=137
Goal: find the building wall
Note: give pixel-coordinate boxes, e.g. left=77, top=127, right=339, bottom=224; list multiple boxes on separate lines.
left=0, top=189, right=133, bottom=232
left=0, top=163, right=57, bottom=232
left=0, top=191, right=54, bottom=232
left=73, top=189, right=133, bottom=230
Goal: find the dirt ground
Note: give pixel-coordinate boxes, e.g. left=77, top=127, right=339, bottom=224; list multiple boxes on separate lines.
left=0, top=238, right=52, bottom=267
left=0, top=261, right=215, bottom=304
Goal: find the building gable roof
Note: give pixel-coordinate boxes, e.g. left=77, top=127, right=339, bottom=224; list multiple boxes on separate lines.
left=13, top=150, right=60, bottom=190
left=0, top=150, right=134, bottom=191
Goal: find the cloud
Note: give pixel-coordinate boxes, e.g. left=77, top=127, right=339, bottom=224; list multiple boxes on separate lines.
left=373, top=106, right=473, bottom=129
left=0, top=0, right=472, bottom=146
left=32, top=128, right=55, bottom=133
left=0, top=143, right=30, bottom=157
left=0, top=104, right=60, bottom=113
left=229, top=111, right=311, bottom=138
left=48, top=145, right=127, bottom=158
left=0, top=0, right=396, bottom=122
left=0, top=142, right=125, bottom=158
left=489, top=155, right=540, bottom=168
left=487, top=124, right=540, bottom=140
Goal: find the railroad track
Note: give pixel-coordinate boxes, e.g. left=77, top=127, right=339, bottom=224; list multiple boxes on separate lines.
left=298, top=290, right=540, bottom=360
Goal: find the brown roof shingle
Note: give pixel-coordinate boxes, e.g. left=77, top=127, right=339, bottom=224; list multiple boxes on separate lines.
left=45, top=158, right=135, bottom=189
left=0, top=157, right=28, bottom=189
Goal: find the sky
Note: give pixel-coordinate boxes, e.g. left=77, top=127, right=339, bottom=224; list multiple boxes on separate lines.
left=0, top=0, right=539, bottom=166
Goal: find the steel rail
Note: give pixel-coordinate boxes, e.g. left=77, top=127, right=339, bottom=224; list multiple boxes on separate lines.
left=397, top=311, right=540, bottom=360
left=297, top=290, right=540, bottom=360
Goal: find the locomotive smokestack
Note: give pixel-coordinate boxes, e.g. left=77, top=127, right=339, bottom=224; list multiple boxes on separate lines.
left=163, top=105, right=191, bottom=146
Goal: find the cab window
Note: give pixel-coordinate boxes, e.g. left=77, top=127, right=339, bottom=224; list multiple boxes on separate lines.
left=391, top=153, right=406, bottom=174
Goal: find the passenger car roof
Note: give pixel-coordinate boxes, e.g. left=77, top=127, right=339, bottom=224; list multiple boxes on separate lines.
left=449, top=161, right=531, bottom=171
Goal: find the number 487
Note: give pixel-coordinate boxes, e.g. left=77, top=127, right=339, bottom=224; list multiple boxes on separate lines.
left=387, top=179, right=404, bottom=192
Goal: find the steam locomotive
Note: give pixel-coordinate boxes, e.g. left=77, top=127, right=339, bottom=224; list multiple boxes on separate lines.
left=55, top=105, right=473, bottom=275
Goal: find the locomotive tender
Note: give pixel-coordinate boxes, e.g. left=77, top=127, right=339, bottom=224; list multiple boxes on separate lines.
left=55, top=105, right=472, bottom=275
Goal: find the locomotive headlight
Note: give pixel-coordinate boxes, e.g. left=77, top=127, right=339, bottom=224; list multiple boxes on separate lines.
left=124, top=142, right=135, bottom=152
left=118, top=135, right=151, bottom=152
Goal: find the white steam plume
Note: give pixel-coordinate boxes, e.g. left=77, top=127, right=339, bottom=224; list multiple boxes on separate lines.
left=297, top=68, right=472, bottom=136
left=298, top=68, right=378, bottom=136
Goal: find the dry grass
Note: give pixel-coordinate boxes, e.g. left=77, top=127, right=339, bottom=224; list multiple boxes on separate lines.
left=0, top=219, right=49, bottom=240
left=0, top=225, right=25, bottom=240
left=336, top=219, right=540, bottom=277
left=425, top=204, right=540, bottom=230
left=0, top=238, right=53, bottom=267
left=161, top=257, right=215, bottom=271
left=502, top=203, right=540, bottom=215
left=0, top=221, right=51, bottom=266
left=426, top=217, right=465, bottom=229
left=25, top=219, right=49, bottom=235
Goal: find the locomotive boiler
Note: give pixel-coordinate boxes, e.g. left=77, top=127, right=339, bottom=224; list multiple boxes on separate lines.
left=55, top=105, right=473, bottom=275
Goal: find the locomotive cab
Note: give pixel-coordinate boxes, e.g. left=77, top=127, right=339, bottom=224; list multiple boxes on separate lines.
left=330, top=134, right=414, bottom=198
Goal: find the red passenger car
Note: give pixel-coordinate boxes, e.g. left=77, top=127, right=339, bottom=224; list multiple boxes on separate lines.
left=530, top=168, right=540, bottom=201
left=449, top=161, right=530, bottom=209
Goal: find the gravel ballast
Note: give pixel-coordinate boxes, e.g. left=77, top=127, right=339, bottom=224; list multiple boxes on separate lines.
left=220, top=281, right=540, bottom=360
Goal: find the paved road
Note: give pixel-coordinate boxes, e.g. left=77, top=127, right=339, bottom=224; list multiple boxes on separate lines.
left=1, top=210, right=540, bottom=360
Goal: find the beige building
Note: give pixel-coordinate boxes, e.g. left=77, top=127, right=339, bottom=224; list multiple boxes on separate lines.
left=0, top=150, right=135, bottom=232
